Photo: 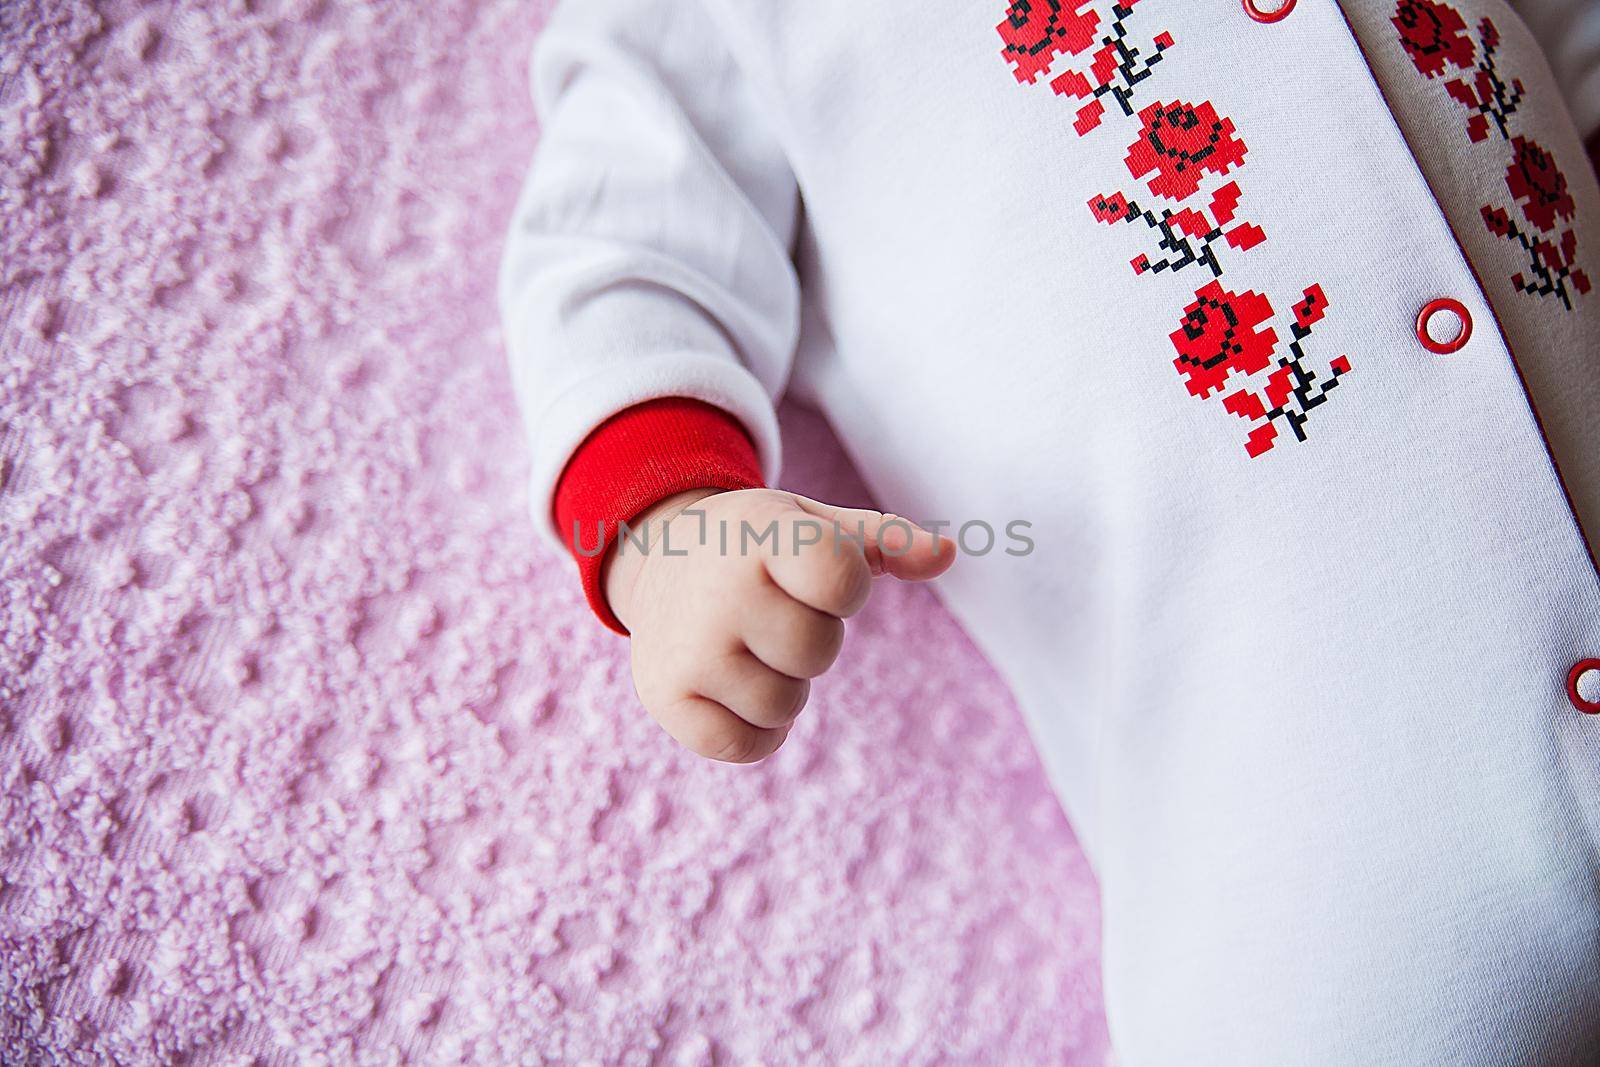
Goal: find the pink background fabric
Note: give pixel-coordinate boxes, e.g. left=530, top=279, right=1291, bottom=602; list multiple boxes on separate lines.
left=0, top=2, right=1106, bottom=1062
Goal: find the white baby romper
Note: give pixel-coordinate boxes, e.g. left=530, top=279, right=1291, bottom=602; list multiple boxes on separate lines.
left=501, top=0, right=1600, bottom=1061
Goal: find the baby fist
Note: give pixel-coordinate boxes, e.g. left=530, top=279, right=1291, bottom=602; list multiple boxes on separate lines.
left=604, top=488, right=954, bottom=764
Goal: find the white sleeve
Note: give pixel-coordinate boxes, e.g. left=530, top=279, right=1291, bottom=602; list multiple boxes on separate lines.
left=1509, top=0, right=1600, bottom=139
left=499, top=0, right=800, bottom=546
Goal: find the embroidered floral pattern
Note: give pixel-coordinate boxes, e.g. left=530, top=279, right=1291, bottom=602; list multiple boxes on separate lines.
left=1171, top=282, right=1278, bottom=399
left=1088, top=179, right=1265, bottom=277
left=999, top=0, right=1173, bottom=135
left=1504, top=136, right=1576, bottom=232
left=1123, top=100, right=1246, bottom=201
left=998, top=1, right=1348, bottom=457
left=1392, top=0, right=1475, bottom=79
left=999, top=0, right=1102, bottom=86
left=1436, top=16, right=1523, bottom=143
left=1482, top=138, right=1592, bottom=306
left=1391, top=1, right=1586, bottom=308
left=1089, top=100, right=1260, bottom=276
left=1053, top=1, right=1174, bottom=135
left=1213, top=285, right=1350, bottom=458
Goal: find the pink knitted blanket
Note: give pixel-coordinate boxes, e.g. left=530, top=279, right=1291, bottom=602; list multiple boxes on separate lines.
left=0, top=2, right=1106, bottom=1062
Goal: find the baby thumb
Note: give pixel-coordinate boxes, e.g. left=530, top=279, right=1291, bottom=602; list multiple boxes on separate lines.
left=788, top=494, right=956, bottom=581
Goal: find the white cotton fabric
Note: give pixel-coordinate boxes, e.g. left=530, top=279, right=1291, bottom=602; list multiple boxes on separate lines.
left=501, top=1, right=1600, bottom=1062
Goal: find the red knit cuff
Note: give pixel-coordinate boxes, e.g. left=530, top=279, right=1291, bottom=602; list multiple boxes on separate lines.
left=552, top=397, right=766, bottom=634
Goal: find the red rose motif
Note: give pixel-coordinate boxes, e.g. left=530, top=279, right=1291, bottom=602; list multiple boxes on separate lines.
left=1170, top=282, right=1279, bottom=399
left=998, top=0, right=1100, bottom=85
left=1125, top=100, right=1247, bottom=202
left=1504, top=136, right=1575, bottom=233
left=1392, top=0, right=1475, bottom=79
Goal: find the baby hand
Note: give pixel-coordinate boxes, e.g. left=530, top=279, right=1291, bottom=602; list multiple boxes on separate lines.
left=604, top=488, right=954, bottom=763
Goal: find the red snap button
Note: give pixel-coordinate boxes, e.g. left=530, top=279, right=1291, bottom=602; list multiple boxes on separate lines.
left=1416, top=298, right=1473, bottom=354
left=1244, top=0, right=1297, bottom=22
left=1569, top=659, right=1600, bottom=715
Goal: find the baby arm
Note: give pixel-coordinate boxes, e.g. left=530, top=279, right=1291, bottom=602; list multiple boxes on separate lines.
left=502, top=0, right=951, bottom=762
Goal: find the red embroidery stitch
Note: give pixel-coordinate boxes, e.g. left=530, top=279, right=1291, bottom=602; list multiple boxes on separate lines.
left=1394, top=2, right=1525, bottom=141
left=1124, top=100, right=1247, bottom=201
left=1504, top=136, right=1576, bottom=232
left=1174, top=283, right=1349, bottom=456
left=1482, top=138, right=1592, bottom=307
left=1048, top=1, right=1175, bottom=135
left=999, top=0, right=1101, bottom=86
left=1088, top=177, right=1262, bottom=277
left=1392, top=0, right=1475, bottom=79
left=1422, top=12, right=1524, bottom=143
left=997, top=2, right=1348, bottom=457
left=1000, top=0, right=1174, bottom=136
left=1390, top=1, right=1586, bottom=308
left=1171, top=282, right=1278, bottom=400
left=1089, top=102, right=1260, bottom=277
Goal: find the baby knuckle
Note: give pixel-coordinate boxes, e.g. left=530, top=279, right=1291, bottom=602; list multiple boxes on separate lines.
left=663, top=700, right=744, bottom=762
left=702, top=724, right=760, bottom=764
left=811, top=548, right=870, bottom=613
left=791, top=617, right=845, bottom=677
left=758, top=676, right=811, bottom=726
left=782, top=677, right=813, bottom=720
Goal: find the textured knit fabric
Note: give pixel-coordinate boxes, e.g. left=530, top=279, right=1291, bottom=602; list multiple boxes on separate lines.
left=501, top=0, right=1600, bottom=1063
left=553, top=397, right=765, bottom=633
left=0, top=3, right=1112, bottom=1064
